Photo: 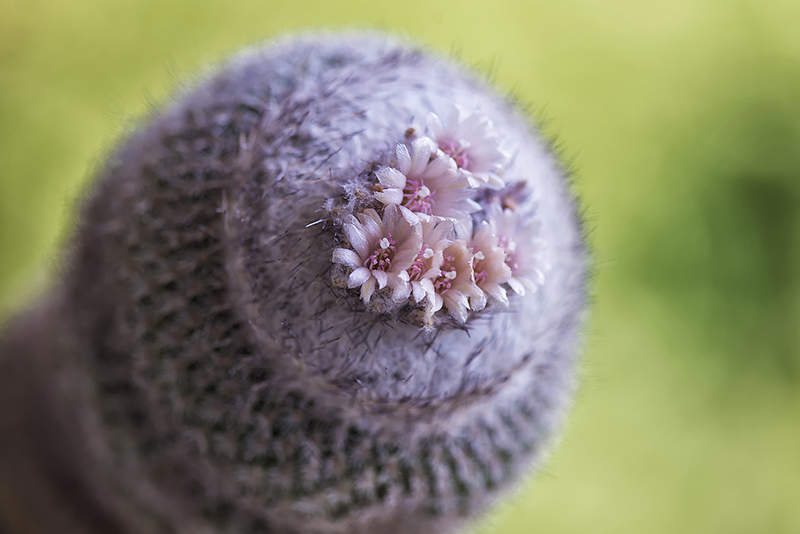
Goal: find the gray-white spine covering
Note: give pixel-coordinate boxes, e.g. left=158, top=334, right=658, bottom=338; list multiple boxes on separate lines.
left=0, top=33, right=587, bottom=534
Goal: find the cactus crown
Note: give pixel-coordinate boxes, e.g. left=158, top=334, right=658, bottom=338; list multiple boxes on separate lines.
left=327, top=110, right=549, bottom=329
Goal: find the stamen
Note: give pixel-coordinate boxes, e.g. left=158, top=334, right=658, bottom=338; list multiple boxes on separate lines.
left=434, top=254, right=456, bottom=293
left=440, top=140, right=471, bottom=169
left=434, top=275, right=453, bottom=293
left=364, top=234, right=397, bottom=271
left=408, top=244, right=430, bottom=282
left=402, top=178, right=435, bottom=214
left=473, top=248, right=487, bottom=284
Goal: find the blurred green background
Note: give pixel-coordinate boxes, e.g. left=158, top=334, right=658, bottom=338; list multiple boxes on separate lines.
left=2, top=0, right=799, bottom=532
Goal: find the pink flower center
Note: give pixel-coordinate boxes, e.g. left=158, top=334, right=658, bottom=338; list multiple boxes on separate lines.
left=365, top=234, right=397, bottom=271
left=408, top=243, right=432, bottom=282
left=402, top=179, right=434, bottom=215
left=473, top=248, right=487, bottom=284
left=474, top=264, right=487, bottom=284
left=434, top=253, right=458, bottom=293
left=440, top=140, right=471, bottom=170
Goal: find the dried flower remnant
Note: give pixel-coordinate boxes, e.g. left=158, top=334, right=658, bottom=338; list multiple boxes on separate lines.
left=374, top=137, right=479, bottom=223
left=478, top=180, right=530, bottom=212
left=427, top=107, right=510, bottom=189
left=332, top=204, right=422, bottom=303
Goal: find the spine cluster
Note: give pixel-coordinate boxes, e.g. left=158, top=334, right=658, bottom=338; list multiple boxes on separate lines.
left=331, top=107, right=549, bottom=326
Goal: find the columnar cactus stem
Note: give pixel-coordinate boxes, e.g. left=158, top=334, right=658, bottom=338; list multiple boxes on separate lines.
left=0, top=33, right=587, bottom=534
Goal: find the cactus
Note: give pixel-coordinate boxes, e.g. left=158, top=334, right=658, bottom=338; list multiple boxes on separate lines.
left=0, top=33, right=587, bottom=534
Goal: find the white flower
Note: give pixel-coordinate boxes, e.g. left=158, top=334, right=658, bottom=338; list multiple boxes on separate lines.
left=487, top=205, right=548, bottom=296
left=469, top=221, right=512, bottom=311
left=406, top=218, right=455, bottom=307
left=429, top=239, right=483, bottom=323
left=332, top=205, right=422, bottom=303
left=427, top=107, right=510, bottom=190
left=374, top=136, right=479, bottom=223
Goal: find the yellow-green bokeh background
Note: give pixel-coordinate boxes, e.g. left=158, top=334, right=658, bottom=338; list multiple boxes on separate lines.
left=2, top=1, right=799, bottom=532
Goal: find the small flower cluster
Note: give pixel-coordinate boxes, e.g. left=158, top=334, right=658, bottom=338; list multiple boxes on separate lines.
left=330, top=108, right=547, bottom=327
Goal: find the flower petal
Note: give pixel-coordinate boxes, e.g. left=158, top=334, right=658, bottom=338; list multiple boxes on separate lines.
left=343, top=223, right=370, bottom=258
left=470, top=292, right=488, bottom=312
left=361, top=277, right=377, bottom=303
left=396, top=143, right=411, bottom=175
left=507, top=277, right=526, bottom=296
left=444, top=290, right=469, bottom=323
left=447, top=107, right=461, bottom=131
left=420, top=279, right=436, bottom=306
left=432, top=293, right=444, bottom=313
left=426, top=112, right=444, bottom=138
left=358, top=209, right=384, bottom=241
left=375, top=189, right=403, bottom=205
left=347, top=267, right=371, bottom=288
left=411, top=281, right=427, bottom=303
left=465, top=198, right=482, bottom=212
left=398, top=205, right=420, bottom=225
left=425, top=152, right=456, bottom=175
left=376, top=167, right=406, bottom=189
left=464, top=173, right=482, bottom=189
left=390, top=275, right=411, bottom=301
left=382, top=203, right=401, bottom=230
left=409, top=138, right=433, bottom=175
left=332, top=248, right=361, bottom=268
left=483, top=283, right=508, bottom=306
left=393, top=246, right=423, bottom=272
left=482, top=172, right=506, bottom=190
left=373, top=270, right=388, bottom=289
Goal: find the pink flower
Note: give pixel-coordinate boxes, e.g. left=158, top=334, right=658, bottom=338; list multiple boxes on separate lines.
left=427, top=107, right=510, bottom=190
left=487, top=205, right=548, bottom=296
left=429, top=239, right=483, bottom=323
left=406, top=218, right=455, bottom=307
left=332, top=205, right=422, bottom=303
left=469, top=221, right=512, bottom=311
left=374, top=136, right=479, bottom=224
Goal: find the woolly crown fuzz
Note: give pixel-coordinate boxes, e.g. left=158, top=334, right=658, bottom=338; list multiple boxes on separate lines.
left=44, top=33, right=587, bottom=534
